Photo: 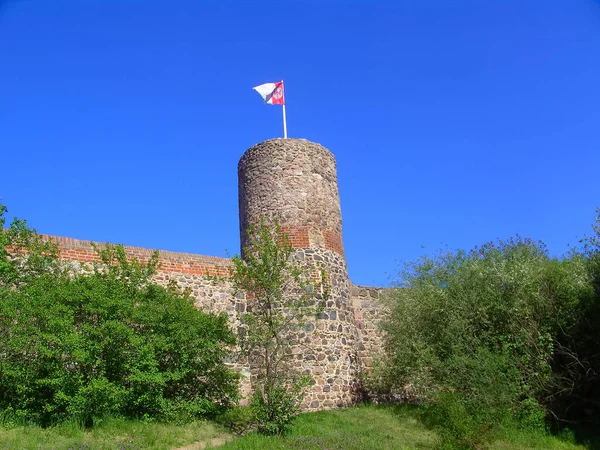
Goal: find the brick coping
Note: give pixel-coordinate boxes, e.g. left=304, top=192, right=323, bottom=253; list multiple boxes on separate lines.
left=42, top=234, right=233, bottom=267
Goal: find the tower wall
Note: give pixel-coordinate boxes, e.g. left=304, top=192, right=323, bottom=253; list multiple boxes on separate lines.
left=238, top=138, right=359, bottom=409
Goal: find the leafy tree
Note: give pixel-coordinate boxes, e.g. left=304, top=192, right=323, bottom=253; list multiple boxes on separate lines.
left=376, top=236, right=592, bottom=449
left=226, top=218, right=328, bottom=435
left=0, top=203, right=239, bottom=426
left=548, top=209, right=600, bottom=426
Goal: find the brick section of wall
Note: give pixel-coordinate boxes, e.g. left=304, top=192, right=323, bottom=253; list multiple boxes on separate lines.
left=280, top=226, right=310, bottom=249
left=279, top=227, right=344, bottom=258
left=323, top=230, right=344, bottom=257
left=44, top=234, right=233, bottom=277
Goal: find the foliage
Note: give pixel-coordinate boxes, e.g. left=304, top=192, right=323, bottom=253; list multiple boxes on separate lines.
left=376, top=235, right=594, bottom=449
left=548, top=208, right=600, bottom=426
left=0, top=203, right=239, bottom=426
left=423, top=391, right=490, bottom=450
left=249, top=380, right=310, bottom=436
left=214, top=405, right=255, bottom=436
left=226, top=218, right=328, bottom=435
left=514, top=397, right=547, bottom=432
left=0, top=203, right=62, bottom=287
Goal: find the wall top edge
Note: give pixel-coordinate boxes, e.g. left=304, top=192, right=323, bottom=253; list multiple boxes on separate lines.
left=239, top=138, right=334, bottom=167
left=41, top=234, right=233, bottom=266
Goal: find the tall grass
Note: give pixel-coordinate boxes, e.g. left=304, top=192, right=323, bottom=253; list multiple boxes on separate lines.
left=1, top=405, right=595, bottom=450
left=0, top=415, right=227, bottom=450
left=218, top=405, right=592, bottom=450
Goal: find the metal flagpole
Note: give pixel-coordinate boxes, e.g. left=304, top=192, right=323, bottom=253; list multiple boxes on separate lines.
left=282, top=80, right=287, bottom=139
left=282, top=104, right=288, bottom=139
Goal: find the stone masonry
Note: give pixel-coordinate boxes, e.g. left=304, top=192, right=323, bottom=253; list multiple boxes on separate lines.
left=239, top=139, right=359, bottom=409
left=45, top=138, right=389, bottom=411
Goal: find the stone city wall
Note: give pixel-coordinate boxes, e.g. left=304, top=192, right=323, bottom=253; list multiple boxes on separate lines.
left=350, top=285, right=390, bottom=375
left=44, top=234, right=390, bottom=410
left=34, top=137, right=391, bottom=412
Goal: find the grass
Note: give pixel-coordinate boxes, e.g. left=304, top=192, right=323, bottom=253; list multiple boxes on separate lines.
left=489, top=423, right=598, bottom=450
left=0, top=405, right=596, bottom=450
left=219, top=405, right=436, bottom=450
left=0, top=417, right=230, bottom=450
left=219, top=405, right=593, bottom=450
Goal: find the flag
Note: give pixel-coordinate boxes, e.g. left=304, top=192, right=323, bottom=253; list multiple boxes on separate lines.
left=253, top=81, right=285, bottom=105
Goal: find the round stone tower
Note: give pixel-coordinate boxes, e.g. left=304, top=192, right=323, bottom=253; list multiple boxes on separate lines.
left=238, top=138, right=359, bottom=410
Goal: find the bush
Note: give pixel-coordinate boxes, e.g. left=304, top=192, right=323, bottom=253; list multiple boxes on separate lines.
left=515, top=398, right=547, bottom=432
left=214, top=405, right=254, bottom=435
left=424, top=391, right=490, bottom=450
left=0, top=204, right=239, bottom=426
left=549, top=209, right=600, bottom=425
left=376, top=236, right=593, bottom=448
left=249, top=379, right=310, bottom=436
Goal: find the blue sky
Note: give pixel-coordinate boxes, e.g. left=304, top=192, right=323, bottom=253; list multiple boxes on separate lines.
left=1, top=0, right=599, bottom=286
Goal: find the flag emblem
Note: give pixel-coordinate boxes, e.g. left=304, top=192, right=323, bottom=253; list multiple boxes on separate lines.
left=253, top=81, right=285, bottom=105
left=252, top=80, right=288, bottom=138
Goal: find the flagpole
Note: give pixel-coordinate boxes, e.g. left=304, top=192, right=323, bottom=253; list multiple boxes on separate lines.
left=282, top=80, right=287, bottom=139
left=282, top=104, right=288, bottom=139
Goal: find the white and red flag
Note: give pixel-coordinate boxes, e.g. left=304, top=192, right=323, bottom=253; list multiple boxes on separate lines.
left=253, top=80, right=287, bottom=138
left=253, top=81, right=285, bottom=105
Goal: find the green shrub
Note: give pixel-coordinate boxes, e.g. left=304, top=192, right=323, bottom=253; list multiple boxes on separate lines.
left=376, top=235, right=593, bottom=447
left=515, top=398, right=547, bottom=432
left=418, top=349, right=521, bottom=449
left=215, top=405, right=254, bottom=435
left=0, top=204, right=239, bottom=426
left=249, top=378, right=310, bottom=435
left=549, top=209, right=600, bottom=425
left=424, top=391, right=490, bottom=450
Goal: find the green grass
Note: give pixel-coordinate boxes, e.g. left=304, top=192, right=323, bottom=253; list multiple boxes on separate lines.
left=219, top=405, right=437, bottom=450
left=488, top=423, right=596, bottom=450
left=219, top=405, right=592, bottom=450
left=0, top=417, right=230, bottom=450
left=0, top=406, right=596, bottom=450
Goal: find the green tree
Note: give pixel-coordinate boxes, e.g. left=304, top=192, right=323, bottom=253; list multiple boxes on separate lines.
left=376, top=236, right=592, bottom=449
left=549, top=209, right=600, bottom=426
left=227, top=219, right=328, bottom=435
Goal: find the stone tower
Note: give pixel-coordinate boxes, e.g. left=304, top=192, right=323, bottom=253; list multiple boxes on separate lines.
left=238, top=138, right=359, bottom=409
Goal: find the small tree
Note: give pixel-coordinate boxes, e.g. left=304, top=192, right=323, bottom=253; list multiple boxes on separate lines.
left=228, top=218, right=328, bottom=435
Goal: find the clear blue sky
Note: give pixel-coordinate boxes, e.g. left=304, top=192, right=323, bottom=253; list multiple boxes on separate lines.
left=1, top=0, right=599, bottom=287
